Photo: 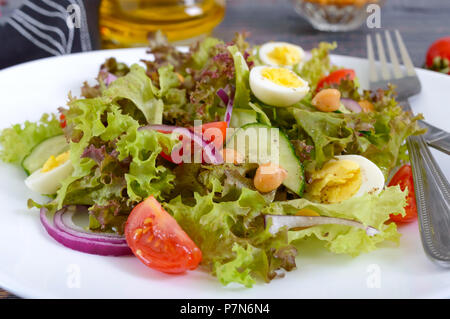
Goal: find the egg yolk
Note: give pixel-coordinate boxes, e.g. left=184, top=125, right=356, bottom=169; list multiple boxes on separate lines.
left=306, top=160, right=362, bottom=204
left=41, top=151, right=70, bottom=172
left=267, top=46, right=301, bottom=66
left=261, top=67, right=304, bottom=88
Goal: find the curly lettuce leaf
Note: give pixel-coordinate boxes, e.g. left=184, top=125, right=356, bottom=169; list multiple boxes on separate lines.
left=296, top=42, right=337, bottom=90
left=263, top=186, right=406, bottom=257
left=292, top=109, right=354, bottom=169
left=0, top=113, right=63, bottom=164
left=104, top=64, right=164, bottom=124
left=291, top=82, right=424, bottom=177
left=157, top=64, right=181, bottom=96
left=214, top=243, right=267, bottom=288
left=169, top=163, right=280, bottom=204
left=116, top=127, right=177, bottom=202
left=357, top=87, right=425, bottom=176
left=43, top=83, right=178, bottom=231
left=191, top=37, right=223, bottom=70
left=164, top=185, right=297, bottom=287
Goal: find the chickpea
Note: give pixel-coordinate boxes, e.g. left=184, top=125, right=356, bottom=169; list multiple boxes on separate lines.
left=176, top=72, right=185, bottom=84
left=221, top=148, right=244, bottom=164
left=254, top=162, right=288, bottom=193
left=312, top=88, right=341, bottom=112
left=358, top=100, right=374, bottom=112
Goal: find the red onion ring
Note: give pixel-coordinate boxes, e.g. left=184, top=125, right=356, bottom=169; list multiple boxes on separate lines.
left=53, top=206, right=126, bottom=244
left=217, top=88, right=234, bottom=126
left=341, top=98, right=362, bottom=113
left=40, top=207, right=132, bottom=256
left=264, top=214, right=379, bottom=237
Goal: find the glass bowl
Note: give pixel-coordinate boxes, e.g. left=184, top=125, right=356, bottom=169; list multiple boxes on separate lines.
left=293, top=0, right=384, bottom=32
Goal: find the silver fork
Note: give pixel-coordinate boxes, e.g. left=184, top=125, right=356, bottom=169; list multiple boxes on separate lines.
left=368, top=31, right=450, bottom=155
left=367, top=30, right=450, bottom=267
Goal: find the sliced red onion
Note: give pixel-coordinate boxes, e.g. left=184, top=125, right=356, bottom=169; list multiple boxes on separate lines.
left=217, top=88, right=234, bottom=126
left=140, top=124, right=179, bottom=134
left=99, top=69, right=118, bottom=86
left=54, top=206, right=126, bottom=244
left=216, top=88, right=230, bottom=106
left=104, top=73, right=118, bottom=86
left=303, top=51, right=312, bottom=61
left=341, top=98, right=362, bottom=113
left=40, top=208, right=132, bottom=256
left=140, top=125, right=223, bottom=164
left=265, top=215, right=380, bottom=237
left=224, top=99, right=234, bottom=125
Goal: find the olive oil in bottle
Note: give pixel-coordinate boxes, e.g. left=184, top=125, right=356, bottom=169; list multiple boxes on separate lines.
left=99, top=0, right=225, bottom=48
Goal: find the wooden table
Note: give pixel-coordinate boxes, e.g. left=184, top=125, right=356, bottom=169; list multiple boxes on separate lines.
left=214, top=0, right=450, bottom=67
left=1, top=0, right=449, bottom=299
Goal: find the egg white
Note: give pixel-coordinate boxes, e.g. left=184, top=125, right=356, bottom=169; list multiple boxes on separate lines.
left=335, top=155, right=385, bottom=198
left=259, top=42, right=306, bottom=69
left=249, top=66, right=310, bottom=107
left=25, top=159, right=73, bottom=195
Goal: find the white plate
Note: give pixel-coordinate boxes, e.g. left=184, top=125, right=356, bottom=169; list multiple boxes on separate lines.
left=0, top=48, right=449, bottom=299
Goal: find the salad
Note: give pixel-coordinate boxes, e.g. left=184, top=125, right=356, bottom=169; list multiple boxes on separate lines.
left=0, top=33, right=424, bottom=287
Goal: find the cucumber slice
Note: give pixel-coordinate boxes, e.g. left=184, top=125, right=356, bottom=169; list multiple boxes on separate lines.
left=21, top=135, right=69, bottom=175
left=227, top=123, right=305, bottom=195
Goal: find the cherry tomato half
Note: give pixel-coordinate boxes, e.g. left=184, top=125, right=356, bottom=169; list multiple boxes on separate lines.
left=191, top=121, right=228, bottom=151
left=316, top=69, right=356, bottom=91
left=389, top=164, right=418, bottom=223
left=125, top=196, right=202, bottom=274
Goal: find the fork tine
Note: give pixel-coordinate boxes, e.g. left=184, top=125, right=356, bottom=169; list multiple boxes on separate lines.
left=395, top=30, right=416, bottom=76
left=385, top=30, right=403, bottom=79
left=375, top=33, right=391, bottom=80
left=366, top=34, right=378, bottom=82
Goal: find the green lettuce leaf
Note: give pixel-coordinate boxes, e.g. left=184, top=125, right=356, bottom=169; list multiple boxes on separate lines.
left=43, top=87, right=178, bottom=230
left=296, top=42, right=337, bottom=90
left=230, top=108, right=257, bottom=128
left=63, top=97, right=108, bottom=177
left=164, top=185, right=297, bottom=287
left=228, top=45, right=251, bottom=109
left=104, top=64, right=164, bottom=124
left=0, top=113, right=63, bottom=164
left=116, top=127, right=177, bottom=202
left=157, top=64, right=181, bottom=96
left=248, top=102, right=271, bottom=126
left=292, top=108, right=354, bottom=168
left=191, top=37, right=222, bottom=70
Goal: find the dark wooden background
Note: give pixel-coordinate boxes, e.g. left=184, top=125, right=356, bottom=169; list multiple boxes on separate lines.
left=1, top=0, right=450, bottom=299
left=215, top=0, right=450, bottom=67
